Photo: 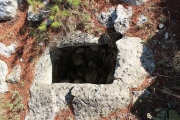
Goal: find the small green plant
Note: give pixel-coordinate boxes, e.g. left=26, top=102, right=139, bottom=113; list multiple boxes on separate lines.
left=27, top=0, right=44, bottom=12
left=38, top=22, right=47, bottom=31
left=51, top=21, right=61, bottom=28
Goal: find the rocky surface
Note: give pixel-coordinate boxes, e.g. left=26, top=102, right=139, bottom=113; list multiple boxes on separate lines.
left=114, top=37, right=156, bottom=88
left=0, top=60, right=8, bottom=93
left=0, top=42, right=17, bottom=57
left=26, top=80, right=130, bottom=120
left=0, top=0, right=18, bottom=20
left=121, top=0, right=147, bottom=6
left=27, top=0, right=50, bottom=21
left=34, top=48, right=52, bottom=84
left=55, top=31, right=101, bottom=48
left=26, top=35, right=156, bottom=119
left=6, top=65, right=21, bottom=83
left=97, top=4, right=132, bottom=34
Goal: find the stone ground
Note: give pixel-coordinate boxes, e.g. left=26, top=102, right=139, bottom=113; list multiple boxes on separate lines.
left=0, top=0, right=179, bottom=120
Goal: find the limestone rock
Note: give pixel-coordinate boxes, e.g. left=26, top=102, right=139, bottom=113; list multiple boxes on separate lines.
left=6, top=65, right=21, bottom=83
left=114, top=5, right=132, bottom=34
left=34, top=48, right=52, bottom=84
left=97, top=5, right=132, bottom=34
left=0, top=60, right=8, bottom=93
left=114, top=37, right=156, bottom=88
left=0, top=42, right=17, bottom=57
left=26, top=80, right=130, bottom=120
left=27, top=0, right=50, bottom=21
left=56, top=31, right=101, bottom=48
left=121, top=0, right=147, bottom=6
left=96, top=7, right=116, bottom=28
left=0, top=0, right=18, bottom=20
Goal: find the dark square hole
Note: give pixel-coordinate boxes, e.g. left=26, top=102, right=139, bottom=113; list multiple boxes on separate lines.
left=51, top=44, right=117, bottom=84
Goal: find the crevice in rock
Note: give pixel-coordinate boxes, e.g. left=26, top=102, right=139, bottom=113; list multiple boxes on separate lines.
left=51, top=44, right=118, bottom=84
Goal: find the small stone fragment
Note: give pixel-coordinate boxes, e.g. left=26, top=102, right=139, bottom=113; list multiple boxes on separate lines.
left=0, top=43, right=17, bottom=57
left=137, top=14, right=147, bottom=26
left=158, top=23, right=165, bottom=30
left=6, top=65, right=21, bottom=83
left=164, top=32, right=169, bottom=40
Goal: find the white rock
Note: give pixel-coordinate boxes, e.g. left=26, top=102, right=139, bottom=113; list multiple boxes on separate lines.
left=0, top=60, right=8, bottom=93
left=114, top=37, right=156, bottom=88
left=97, top=5, right=132, bottom=34
left=114, top=5, right=132, bottom=34
left=34, top=48, right=52, bottom=84
left=6, top=65, right=21, bottom=83
left=0, top=42, right=17, bottom=57
left=137, top=14, right=147, bottom=26
left=0, top=0, right=18, bottom=20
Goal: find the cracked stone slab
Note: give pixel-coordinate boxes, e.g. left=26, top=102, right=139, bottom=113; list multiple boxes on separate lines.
left=0, top=42, right=17, bottom=57
left=6, top=65, right=21, bottom=83
left=0, top=60, right=8, bottom=93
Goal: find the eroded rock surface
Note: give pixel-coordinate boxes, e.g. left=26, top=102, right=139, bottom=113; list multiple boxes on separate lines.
left=114, top=37, right=156, bottom=88
left=0, top=60, right=8, bottom=93
left=0, top=0, right=18, bottom=20
left=97, top=4, right=132, bottom=34
left=0, top=42, right=17, bottom=57
left=6, top=65, right=21, bottom=83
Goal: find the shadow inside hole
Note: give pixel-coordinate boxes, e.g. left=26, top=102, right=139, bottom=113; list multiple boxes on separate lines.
left=51, top=44, right=118, bottom=84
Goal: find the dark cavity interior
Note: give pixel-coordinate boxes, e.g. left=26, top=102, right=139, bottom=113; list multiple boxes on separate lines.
left=51, top=44, right=117, bottom=84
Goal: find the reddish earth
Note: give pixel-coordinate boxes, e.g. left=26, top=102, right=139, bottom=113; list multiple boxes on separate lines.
left=0, top=0, right=179, bottom=120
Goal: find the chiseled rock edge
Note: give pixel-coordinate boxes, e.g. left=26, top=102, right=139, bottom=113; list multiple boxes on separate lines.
left=55, top=31, right=107, bottom=48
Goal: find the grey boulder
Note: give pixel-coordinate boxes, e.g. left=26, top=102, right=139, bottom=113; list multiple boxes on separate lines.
left=0, top=0, right=18, bottom=20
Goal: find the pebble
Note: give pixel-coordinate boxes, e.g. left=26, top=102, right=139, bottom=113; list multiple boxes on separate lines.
left=158, top=23, right=165, bottom=30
